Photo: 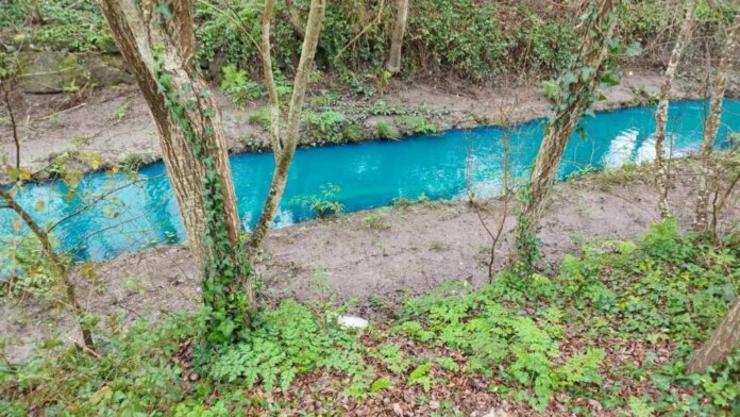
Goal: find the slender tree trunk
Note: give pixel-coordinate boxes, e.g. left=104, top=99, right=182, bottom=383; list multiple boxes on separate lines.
left=2, top=87, right=20, bottom=170
left=386, top=0, right=409, bottom=74
left=248, top=0, right=326, bottom=252
left=98, top=0, right=253, bottom=341
left=654, top=0, right=696, bottom=219
left=514, top=0, right=619, bottom=264
left=0, top=189, right=94, bottom=350
left=693, top=15, right=739, bottom=233
left=687, top=301, right=740, bottom=373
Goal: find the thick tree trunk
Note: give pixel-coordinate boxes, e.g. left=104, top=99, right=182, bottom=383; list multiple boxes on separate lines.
left=687, top=301, right=740, bottom=373
left=654, top=0, right=696, bottom=219
left=0, top=189, right=94, bottom=350
left=514, top=0, right=619, bottom=264
left=97, top=0, right=240, bottom=267
left=693, top=15, right=739, bottom=232
left=248, top=0, right=326, bottom=252
left=98, top=0, right=253, bottom=341
left=386, top=0, right=409, bottom=74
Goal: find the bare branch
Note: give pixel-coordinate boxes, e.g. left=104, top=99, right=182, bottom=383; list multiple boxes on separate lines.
left=0, top=187, right=95, bottom=350
left=335, top=0, right=386, bottom=60
left=2, top=85, right=21, bottom=170
left=261, top=0, right=283, bottom=159
left=46, top=175, right=158, bottom=234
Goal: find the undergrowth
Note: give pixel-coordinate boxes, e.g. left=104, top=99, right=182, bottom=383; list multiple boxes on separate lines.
left=1, top=220, right=738, bottom=416
left=3, top=1, right=737, bottom=85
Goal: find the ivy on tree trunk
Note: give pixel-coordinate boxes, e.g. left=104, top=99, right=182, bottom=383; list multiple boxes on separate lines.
left=513, top=0, right=622, bottom=267
left=98, top=0, right=253, bottom=344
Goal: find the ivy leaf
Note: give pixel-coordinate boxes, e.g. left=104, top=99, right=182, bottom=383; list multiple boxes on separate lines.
left=625, top=41, right=643, bottom=58
left=542, top=80, right=560, bottom=102
left=7, top=166, right=31, bottom=182
left=562, top=71, right=578, bottom=86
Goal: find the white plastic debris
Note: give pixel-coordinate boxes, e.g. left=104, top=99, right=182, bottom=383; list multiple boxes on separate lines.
left=337, top=315, right=369, bottom=329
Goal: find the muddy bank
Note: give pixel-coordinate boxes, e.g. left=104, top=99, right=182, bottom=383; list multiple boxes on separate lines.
left=0, top=69, right=721, bottom=178
left=2, top=158, right=738, bottom=362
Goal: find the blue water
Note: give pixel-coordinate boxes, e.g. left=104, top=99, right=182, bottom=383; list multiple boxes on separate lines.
left=1, top=99, right=738, bottom=263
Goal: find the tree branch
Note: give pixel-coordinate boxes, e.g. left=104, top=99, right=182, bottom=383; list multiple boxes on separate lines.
left=335, top=0, right=386, bottom=60
left=261, top=0, right=283, bottom=159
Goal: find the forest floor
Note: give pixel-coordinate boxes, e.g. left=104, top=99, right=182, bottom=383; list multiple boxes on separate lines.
left=2, top=156, right=738, bottom=364
left=1, top=67, right=729, bottom=177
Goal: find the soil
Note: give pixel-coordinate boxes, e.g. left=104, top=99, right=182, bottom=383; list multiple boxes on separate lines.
left=1, top=69, right=738, bottom=362
left=2, top=158, right=738, bottom=363
left=0, top=68, right=724, bottom=178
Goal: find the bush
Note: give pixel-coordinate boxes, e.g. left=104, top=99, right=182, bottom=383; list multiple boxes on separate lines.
left=305, top=111, right=350, bottom=143
left=219, top=65, right=263, bottom=106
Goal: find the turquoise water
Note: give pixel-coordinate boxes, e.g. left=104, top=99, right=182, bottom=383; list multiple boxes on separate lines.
left=1, top=99, right=739, bottom=262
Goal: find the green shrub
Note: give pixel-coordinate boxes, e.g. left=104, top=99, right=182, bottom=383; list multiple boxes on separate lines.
left=209, top=300, right=369, bottom=392
left=291, top=183, right=345, bottom=218
left=305, top=111, right=349, bottom=143
left=0, top=234, right=60, bottom=300
left=407, top=0, right=507, bottom=80
left=247, top=107, right=271, bottom=129
left=640, top=218, right=693, bottom=261
left=376, top=121, right=401, bottom=140
left=399, top=115, right=437, bottom=134
left=220, top=65, right=263, bottom=106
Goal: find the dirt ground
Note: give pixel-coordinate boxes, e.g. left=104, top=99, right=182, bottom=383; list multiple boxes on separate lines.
left=2, top=158, right=737, bottom=363
left=0, top=68, right=720, bottom=177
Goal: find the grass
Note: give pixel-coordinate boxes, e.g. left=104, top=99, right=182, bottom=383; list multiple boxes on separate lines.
left=1, top=220, right=738, bottom=416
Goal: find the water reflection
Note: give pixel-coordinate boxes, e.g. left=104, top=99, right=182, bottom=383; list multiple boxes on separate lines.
left=1, top=99, right=738, bottom=262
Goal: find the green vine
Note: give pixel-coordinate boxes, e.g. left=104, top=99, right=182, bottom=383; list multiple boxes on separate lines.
left=154, top=52, right=252, bottom=347
left=515, top=0, right=628, bottom=270
left=513, top=185, right=541, bottom=271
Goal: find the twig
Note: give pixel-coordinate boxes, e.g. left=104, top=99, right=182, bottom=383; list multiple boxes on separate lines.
left=46, top=175, right=157, bottom=233
left=67, top=335, right=102, bottom=360
left=335, top=0, right=386, bottom=60
left=2, top=88, right=20, bottom=169
left=37, top=102, right=87, bottom=121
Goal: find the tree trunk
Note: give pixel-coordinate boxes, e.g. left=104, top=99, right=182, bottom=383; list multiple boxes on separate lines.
left=386, top=0, right=409, bottom=74
left=654, top=0, right=696, bottom=219
left=2, top=87, right=21, bottom=170
left=693, top=14, right=739, bottom=233
left=248, top=0, right=326, bottom=252
left=687, top=300, right=740, bottom=373
left=514, top=0, right=619, bottom=265
left=98, top=0, right=253, bottom=342
left=0, top=189, right=94, bottom=351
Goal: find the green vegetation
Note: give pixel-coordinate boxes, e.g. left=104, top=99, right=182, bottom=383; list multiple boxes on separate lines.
left=292, top=183, right=345, bottom=218
left=2, top=0, right=737, bottom=85
left=3, top=221, right=737, bottom=415
left=219, top=65, right=264, bottom=106
left=398, top=115, right=437, bottom=134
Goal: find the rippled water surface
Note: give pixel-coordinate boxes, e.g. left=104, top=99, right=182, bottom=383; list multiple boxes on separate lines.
left=1, top=99, right=738, bottom=262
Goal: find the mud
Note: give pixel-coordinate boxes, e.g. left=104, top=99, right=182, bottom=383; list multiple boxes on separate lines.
left=2, top=159, right=737, bottom=363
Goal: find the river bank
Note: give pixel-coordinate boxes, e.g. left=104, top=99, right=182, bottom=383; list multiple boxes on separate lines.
left=2, top=68, right=731, bottom=180
left=2, top=157, right=738, bottom=362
